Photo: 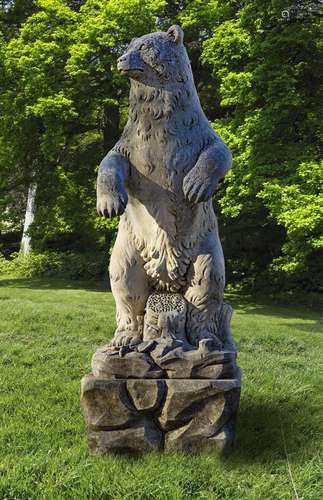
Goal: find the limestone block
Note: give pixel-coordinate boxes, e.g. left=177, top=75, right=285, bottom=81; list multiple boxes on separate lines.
left=126, top=379, right=166, bottom=412
left=88, top=419, right=163, bottom=455
left=81, top=375, right=136, bottom=429
left=92, top=345, right=164, bottom=379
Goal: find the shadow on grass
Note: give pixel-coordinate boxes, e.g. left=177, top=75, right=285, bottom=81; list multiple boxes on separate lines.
left=0, top=277, right=109, bottom=292
left=229, top=398, right=320, bottom=464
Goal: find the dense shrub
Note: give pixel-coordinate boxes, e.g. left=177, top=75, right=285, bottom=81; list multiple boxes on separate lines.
left=0, top=250, right=108, bottom=280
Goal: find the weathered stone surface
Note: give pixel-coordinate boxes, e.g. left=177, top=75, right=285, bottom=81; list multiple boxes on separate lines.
left=81, top=375, right=136, bottom=430
left=81, top=374, right=241, bottom=454
left=92, top=345, right=165, bottom=379
left=126, top=379, right=166, bottom=412
left=194, top=361, right=236, bottom=379
left=158, top=378, right=240, bottom=431
left=149, top=340, right=237, bottom=379
left=88, top=419, right=163, bottom=455
left=164, top=387, right=240, bottom=452
left=91, top=340, right=238, bottom=380
left=165, top=418, right=237, bottom=453
left=206, top=421, right=236, bottom=452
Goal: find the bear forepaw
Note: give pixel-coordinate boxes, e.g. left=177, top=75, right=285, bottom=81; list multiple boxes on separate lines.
left=183, top=170, right=215, bottom=203
left=97, top=190, right=128, bottom=218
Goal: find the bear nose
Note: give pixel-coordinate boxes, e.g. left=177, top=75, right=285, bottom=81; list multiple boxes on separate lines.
left=117, top=55, right=127, bottom=64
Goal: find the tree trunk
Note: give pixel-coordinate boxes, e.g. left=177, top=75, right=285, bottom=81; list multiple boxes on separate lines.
left=21, top=183, right=37, bottom=255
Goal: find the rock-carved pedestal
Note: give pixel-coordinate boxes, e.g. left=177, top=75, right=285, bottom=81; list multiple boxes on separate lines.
left=81, top=294, right=241, bottom=454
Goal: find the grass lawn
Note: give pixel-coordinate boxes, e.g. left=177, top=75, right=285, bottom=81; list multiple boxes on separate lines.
left=0, top=277, right=322, bottom=499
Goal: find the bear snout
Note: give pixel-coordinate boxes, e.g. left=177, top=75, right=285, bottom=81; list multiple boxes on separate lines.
left=117, top=52, right=144, bottom=75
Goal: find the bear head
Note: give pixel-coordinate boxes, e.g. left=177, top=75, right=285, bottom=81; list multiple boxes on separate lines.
left=117, top=25, right=192, bottom=87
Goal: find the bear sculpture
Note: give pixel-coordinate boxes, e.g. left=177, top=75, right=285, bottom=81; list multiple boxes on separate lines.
left=81, top=26, right=241, bottom=455
left=97, top=25, right=232, bottom=348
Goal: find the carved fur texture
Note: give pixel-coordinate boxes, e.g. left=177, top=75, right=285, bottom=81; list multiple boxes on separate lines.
left=97, top=25, right=232, bottom=347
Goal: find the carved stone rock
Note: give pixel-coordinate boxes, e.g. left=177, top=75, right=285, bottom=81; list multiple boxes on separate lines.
left=82, top=374, right=240, bottom=455
left=158, top=378, right=240, bottom=431
left=149, top=342, right=237, bottom=379
left=81, top=294, right=241, bottom=454
left=162, top=380, right=240, bottom=452
left=81, top=376, right=136, bottom=429
left=88, top=420, right=163, bottom=455
left=92, top=345, right=165, bottom=379
left=126, top=379, right=166, bottom=412
left=165, top=416, right=237, bottom=453
left=91, top=335, right=236, bottom=380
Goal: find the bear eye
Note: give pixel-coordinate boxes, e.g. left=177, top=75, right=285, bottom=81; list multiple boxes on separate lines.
left=139, top=43, right=149, bottom=52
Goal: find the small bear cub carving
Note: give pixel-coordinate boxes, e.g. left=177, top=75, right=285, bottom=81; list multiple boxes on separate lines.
left=97, top=25, right=232, bottom=348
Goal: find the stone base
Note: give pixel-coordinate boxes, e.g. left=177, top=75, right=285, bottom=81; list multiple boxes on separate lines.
left=81, top=372, right=241, bottom=454
left=81, top=299, right=241, bottom=454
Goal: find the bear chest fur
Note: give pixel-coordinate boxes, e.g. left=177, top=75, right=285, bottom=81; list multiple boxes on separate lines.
left=113, top=84, right=218, bottom=289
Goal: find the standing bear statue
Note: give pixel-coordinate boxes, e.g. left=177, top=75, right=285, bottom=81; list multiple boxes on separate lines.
left=81, top=26, right=241, bottom=455
left=96, top=25, right=232, bottom=349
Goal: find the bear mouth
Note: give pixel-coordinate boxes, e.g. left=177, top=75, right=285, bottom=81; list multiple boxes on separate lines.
left=119, top=68, right=144, bottom=75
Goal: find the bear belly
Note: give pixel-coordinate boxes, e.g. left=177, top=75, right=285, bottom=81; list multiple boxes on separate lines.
left=120, top=127, right=217, bottom=289
left=122, top=192, right=216, bottom=291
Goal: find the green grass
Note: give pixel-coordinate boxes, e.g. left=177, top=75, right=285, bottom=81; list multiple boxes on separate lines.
left=0, top=277, right=322, bottom=500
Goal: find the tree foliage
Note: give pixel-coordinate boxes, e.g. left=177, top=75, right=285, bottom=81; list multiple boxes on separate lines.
left=200, top=0, right=322, bottom=289
left=0, top=0, right=322, bottom=290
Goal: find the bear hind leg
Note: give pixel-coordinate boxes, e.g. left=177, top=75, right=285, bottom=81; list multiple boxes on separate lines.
left=184, top=240, right=225, bottom=348
left=109, top=230, right=150, bottom=347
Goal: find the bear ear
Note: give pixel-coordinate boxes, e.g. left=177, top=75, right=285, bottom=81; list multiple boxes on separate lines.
left=167, top=25, right=184, bottom=45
